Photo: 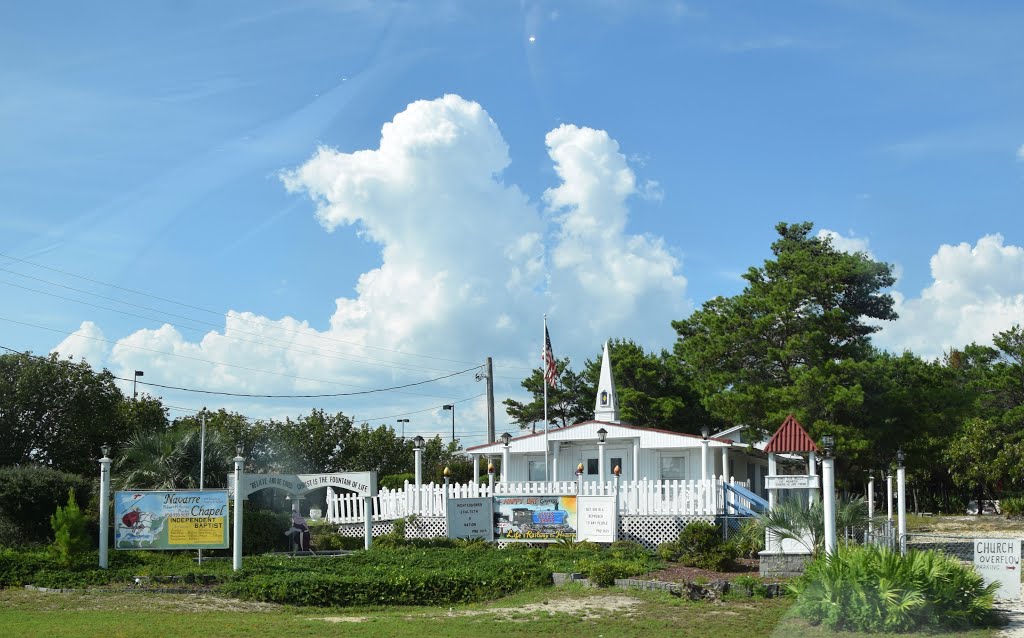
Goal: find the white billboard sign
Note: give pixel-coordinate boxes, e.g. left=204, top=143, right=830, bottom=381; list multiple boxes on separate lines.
left=974, top=538, right=1021, bottom=600
left=576, top=495, right=618, bottom=543
left=446, top=497, right=494, bottom=541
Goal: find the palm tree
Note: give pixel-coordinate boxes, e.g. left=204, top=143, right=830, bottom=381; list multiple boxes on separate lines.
left=759, top=496, right=868, bottom=556
left=114, top=426, right=234, bottom=490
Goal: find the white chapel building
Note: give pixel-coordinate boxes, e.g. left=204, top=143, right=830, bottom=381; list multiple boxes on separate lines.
left=466, top=342, right=769, bottom=494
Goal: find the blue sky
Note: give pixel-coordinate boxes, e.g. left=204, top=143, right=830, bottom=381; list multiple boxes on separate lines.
left=2, top=1, right=1021, bottom=445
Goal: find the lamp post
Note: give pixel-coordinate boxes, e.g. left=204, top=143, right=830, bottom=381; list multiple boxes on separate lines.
left=700, top=425, right=710, bottom=483
left=613, top=464, right=622, bottom=521
left=442, top=404, right=455, bottom=442
left=896, top=447, right=906, bottom=555
left=232, top=442, right=245, bottom=571
left=501, top=432, right=512, bottom=483
left=597, top=427, right=608, bottom=494
left=397, top=418, right=409, bottom=442
left=133, top=370, right=144, bottom=400
left=867, top=470, right=875, bottom=540
left=98, top=444, right=111, bottom=569
left=413, top=435, right=424, bottom=515
left=443, top=466, right=451, bottom=512
left=821, top=434, right=837, bottom=557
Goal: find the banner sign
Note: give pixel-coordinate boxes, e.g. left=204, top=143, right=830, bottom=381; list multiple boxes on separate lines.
left=494, top=495, right=576, bottom=542
left=576, top=495, right=618, bottom=543
left=765, top=475, right=820, bottom=490
left=446, top=497, right=494, bottom=541
left=973, top=538, right=1021, bottom=600
left=228, top=472, right=376, bottom=499
left=115, top=490, right=229, bottom=550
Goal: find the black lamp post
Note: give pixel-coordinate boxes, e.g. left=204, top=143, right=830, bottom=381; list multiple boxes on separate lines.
left=133, top=370, right=144, bottom=400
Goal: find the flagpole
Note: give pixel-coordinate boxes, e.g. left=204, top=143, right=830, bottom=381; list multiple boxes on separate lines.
left=543, top=315, right=549, bottom=483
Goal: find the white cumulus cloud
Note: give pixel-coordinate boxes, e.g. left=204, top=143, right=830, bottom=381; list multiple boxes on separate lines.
left=817, top=228, right=874, bottom=259
left=877, top=234, right=1024, bottom=358
left=57, top=95, right=689, bottom=430
left=52, top=320, right=109, bottom=365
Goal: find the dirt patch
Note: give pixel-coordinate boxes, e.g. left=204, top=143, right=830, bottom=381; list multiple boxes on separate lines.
left=910, top=515, right=1024, bottom=537
left=451, top=594, right=641, bottom=620
left=316, top=616, right=368, bottom=623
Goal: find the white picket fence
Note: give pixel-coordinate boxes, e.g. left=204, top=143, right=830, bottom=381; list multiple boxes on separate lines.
left=325, top=476, right=748, bottom=524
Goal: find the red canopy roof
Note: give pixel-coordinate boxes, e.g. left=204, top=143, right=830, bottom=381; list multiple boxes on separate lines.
left=763, top=414, right=819, bottom=453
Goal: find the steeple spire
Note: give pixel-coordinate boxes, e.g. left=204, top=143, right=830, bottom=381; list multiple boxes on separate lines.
left=594, top=341, right=619, bottom=423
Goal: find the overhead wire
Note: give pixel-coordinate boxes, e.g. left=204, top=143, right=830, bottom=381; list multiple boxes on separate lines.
left=0, top=337, right=480, bottom=399
left=0, top=251, right=482, bottom=366
left=0, top=276, right=463, bottom=375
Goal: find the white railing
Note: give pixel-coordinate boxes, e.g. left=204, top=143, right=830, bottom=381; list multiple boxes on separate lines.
left=325, top=477, right=747, bottom=525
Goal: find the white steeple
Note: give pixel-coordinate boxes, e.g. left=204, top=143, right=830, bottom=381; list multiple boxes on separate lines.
left=594, top=341, right=619, bottom=423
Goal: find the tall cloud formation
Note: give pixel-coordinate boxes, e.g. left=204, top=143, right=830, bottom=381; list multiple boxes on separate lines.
left=877, top=234, right=1024, bottom=358
left=63, top=95, right=688, bottom=414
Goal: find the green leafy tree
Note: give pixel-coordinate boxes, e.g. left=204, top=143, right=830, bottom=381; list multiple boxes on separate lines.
left=268, top=409, right=352, bottom=473
left=421, top=435, right=464, bottom=483
left=581, top=339, right=724, bottom=434
left=119, top=394, right=169, bottom=435
left=673, top=222, right=897, bottom=440
left=0, top=351, right=126, bottom=475
left=342, top=424, right=413, bottom=476
left=50, top=488, right=90, bottom=566
left=503, top=357, right=593, bottom=431
left=944, top=325, right=1024, bottom=501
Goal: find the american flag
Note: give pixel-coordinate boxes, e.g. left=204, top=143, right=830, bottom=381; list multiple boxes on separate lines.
left=543, top=325, right=558, bottom=388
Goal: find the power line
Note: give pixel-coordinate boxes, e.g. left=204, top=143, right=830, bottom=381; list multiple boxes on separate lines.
left=0, top=338, right=480, bottom=399
left=0, top=276, right=461, bottom=375
left=0, top=251, right=479, bottom=366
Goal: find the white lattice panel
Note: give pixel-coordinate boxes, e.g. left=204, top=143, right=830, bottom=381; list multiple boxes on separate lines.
left=406, top=517, right=446, bottom=539
left=336, top=521, right=394, bottom=537
left=618, top=515, right=714, bottom=550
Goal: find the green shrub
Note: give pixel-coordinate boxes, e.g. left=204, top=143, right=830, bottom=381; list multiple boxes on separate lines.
left=609, top=540, right=649, bottom=560
left=657, top=521, right=737, bottom=571
left=240, top=508, right=292, bottom=554
left=221, top=547, right=553, bottom=606
left=379, top=473, right=414, bottom=490
left=50, top=489, right=91, bottom=566
left=1001, top=496, right=1024, bottom=517
left=730, top=518, right=765, bottom=559
left=791, top=545, right=997, bottom=632
left=308, top=523, right=363, bottom=551
left=0, top=466, right=92, bottom=546
left=730, top=574, right=768, bottom=598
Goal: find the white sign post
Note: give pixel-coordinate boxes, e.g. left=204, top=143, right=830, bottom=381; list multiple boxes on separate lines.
left=974, top=538, right=1021, bottom=600
left=576, top=495, right=618, bottom=543
left=446, top=498, right=494, bottom=541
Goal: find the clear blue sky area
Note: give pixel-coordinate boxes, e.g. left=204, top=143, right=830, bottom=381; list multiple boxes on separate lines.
left=1, top=1, right=1021, bottom=442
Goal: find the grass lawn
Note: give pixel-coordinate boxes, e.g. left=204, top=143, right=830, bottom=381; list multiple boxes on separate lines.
left=0, top=586, right=1001, bottom=638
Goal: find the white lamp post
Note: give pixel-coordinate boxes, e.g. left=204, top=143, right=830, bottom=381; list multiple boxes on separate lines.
left=232, top=442, right=245, bottom=571
left=98, top=444, right=111, bottom=569
left=896, top=448, right=907, bottom=555
left=597, top=428, right=608, bottom=494
left=413, top=435, right=424, bottom=515
left=700, top=426, right=710, bottom=483
left=821, top=434, right=837, bottom=557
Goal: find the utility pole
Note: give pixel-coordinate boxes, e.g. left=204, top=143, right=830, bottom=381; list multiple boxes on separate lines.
left=485, top=357, right=495, bottom=444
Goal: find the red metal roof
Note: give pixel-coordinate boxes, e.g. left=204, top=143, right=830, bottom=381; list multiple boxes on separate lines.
left=763, top=414, right=819, bottom=453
